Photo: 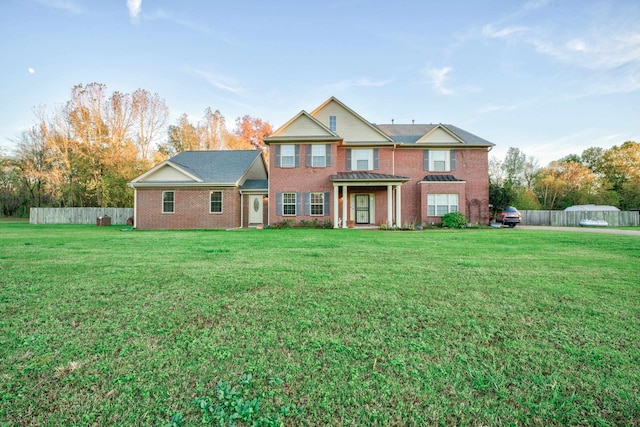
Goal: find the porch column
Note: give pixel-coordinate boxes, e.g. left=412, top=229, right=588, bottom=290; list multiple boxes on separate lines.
left=342, top=184, right=348, bottom=228
left=387, top=185, right=393, bottom=226
left=395, top=185, right=402, bottom=227
left=333, top=185, right=339, bottom=228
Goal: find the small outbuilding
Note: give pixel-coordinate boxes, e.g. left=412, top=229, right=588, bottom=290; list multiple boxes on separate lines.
left=564, top=204, right=620, bottom=212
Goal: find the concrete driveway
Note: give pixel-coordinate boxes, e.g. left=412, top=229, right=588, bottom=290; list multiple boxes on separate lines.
left=517, top=225, right=640, bottom=236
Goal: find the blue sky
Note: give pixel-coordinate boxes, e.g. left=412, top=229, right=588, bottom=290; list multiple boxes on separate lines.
left=1, top=0, right=639, bottom=165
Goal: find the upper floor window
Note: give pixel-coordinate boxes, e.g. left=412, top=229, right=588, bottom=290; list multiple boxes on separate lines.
left=329, top=116, right=336, bottom=132
left=210, top=191, right=222, bottom=213
left=353, top=149, right=374, bottom=171
left=162, top=190, right=175, bottom=213
left=424, top=149, right=457, bottom=171
left=312, top=144, right=326, bottom=167
left=281, top=145, right=296, bottom=167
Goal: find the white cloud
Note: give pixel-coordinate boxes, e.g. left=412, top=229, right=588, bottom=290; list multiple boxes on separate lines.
left=143, top=8, right=209, bottom=33
left=326, top=77, right=392, bottom=91
left=28, top=67, right=35, bottom=74
left=189, top=68, right=245, bottom=95
left=481, top=24, right=528, bottom=39
left=127, top=0, right=142, bottom=21
left=424, top=67, right=454, bottom=95
left=34, top=0, right=81, bottom=15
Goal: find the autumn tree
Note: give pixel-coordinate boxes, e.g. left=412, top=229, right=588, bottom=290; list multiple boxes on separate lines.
left=234, top=115, right=273, bottom=151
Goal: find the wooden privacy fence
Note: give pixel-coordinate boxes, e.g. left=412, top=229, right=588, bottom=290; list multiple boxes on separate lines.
left=30, top=208, right=134, bottom=225
left=520, top=210, right=639, bottom=227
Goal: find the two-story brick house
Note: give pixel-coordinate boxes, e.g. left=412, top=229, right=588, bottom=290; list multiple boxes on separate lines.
left=264, top=97, right=494, bottom=228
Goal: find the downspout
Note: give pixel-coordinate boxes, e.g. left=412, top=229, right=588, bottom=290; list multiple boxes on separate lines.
left=392, top=143, right=396, bottom=175
left=240, top=190, right=244, bottom=229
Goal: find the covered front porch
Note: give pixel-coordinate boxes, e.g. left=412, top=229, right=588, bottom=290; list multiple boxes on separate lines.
left=330, top=172, right=410, bottom=229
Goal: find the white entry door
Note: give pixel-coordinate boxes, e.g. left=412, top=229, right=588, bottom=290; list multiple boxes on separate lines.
left=249, top=195, right=263, bottom=224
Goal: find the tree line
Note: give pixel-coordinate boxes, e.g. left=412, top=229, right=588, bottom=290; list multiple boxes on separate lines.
left=490, top=143, right=640, bottom=215
left=0, top=83, right=272, bottom=215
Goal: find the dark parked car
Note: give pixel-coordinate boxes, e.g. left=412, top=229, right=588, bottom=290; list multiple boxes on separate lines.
left=500, top=206, right=521, bottom=227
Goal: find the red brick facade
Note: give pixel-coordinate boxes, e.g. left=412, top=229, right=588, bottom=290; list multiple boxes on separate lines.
left=134, top=188, right=241, bottom=230
left=268, top=143, right=491, bottom=226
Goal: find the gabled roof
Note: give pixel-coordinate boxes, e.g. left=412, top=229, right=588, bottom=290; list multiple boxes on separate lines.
left=375, top=124, right=495, bottom=147
left=311, top=97, right=394, bottom=143
left=265, top=110, right=340, bottom=143
left=129, top=150, right=265, bottom=187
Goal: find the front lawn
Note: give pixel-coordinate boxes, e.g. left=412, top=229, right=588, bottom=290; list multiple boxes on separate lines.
left=1, top=224, right=639, bottom=425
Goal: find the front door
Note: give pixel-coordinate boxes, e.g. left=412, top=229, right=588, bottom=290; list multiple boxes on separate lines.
left=355, top=194, right=370, bottom=224
left=249, top=195, right=263, bottom=224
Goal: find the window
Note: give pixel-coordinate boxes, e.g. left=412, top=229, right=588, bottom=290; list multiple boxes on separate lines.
left=210, top=191, right=222, bottom=213
left=425, top=150, right=456, bottom=171
left=329, top=115, right=336, bottom=132
left=312, top=145, right=326, bottom=167
left=310, top=193, right=324, bottom=215
left=281, top=145, right=295, bottom=167
left=428, top=194, right=459, bottom=216
left=353, top=149, right=374, bottom=171
left=282, top=193, right=297, bottom=215
left=162, top=190, right=175, bottom=213
left=432, top=151, right=449, bottom=171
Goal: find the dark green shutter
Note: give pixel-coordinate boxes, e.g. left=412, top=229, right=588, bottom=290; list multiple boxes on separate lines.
left=346, top=149, right=352, bottom=171
left=373, top=149, right=379, bottom=170
left=451, top=150, right=457, bottom=171
left=296, top=192, right=302, bottom=215
left=305, top=145, right=311, bottom=167
left=423, top=150, right=429, bottom=171
left=274, top=145, right=281, bottom=168
left=294, top=145, right=300, bottom=167
left=326, top=144, right=332, bottom=167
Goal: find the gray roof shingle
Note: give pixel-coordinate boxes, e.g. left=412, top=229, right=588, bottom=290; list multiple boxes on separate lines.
left=169, top=150, right=262, bottom=184
left=374, top=124, right=494, bottom=146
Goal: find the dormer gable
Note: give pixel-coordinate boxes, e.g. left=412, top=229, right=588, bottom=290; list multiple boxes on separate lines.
left=416, top=124, right=464, bottom=144
left=311, top=97, right=393, bottom=144
left=131, top=161, right=202, bottom=183
left=270, top=110, right=338, bottom=138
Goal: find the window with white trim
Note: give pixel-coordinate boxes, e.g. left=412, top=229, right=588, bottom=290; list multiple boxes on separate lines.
left=353, top=149, right=374, bottom=171
left=428, top=194, right=459, bottom=216
left=312, top=145, right=326, bottom=167
left=282, top=193, right=297, bottom=216
left=430, top=150, right=450, bottom=171
left=310, top=193, right=324, bottom=215
left=162, top=190, right=175, bottom=213
left=281, top=145, right=295, bottom=167
left=210, top=191, right=222, bottom=213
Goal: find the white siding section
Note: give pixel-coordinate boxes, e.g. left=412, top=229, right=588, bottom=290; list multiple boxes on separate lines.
left=276, top=114, right=334, bottom=137
left=143, top=166, right=195, bottom=182
left=244, top=157, right=268, bottom=180
left=417, top=127, right=462, bottom=144
left=313, top=101, right=389, bottom=142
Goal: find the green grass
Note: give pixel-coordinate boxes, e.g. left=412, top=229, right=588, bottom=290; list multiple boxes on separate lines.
left=1, top=224, right=639, bottom=426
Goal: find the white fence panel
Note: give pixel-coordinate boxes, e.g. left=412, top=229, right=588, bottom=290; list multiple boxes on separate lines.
left=30, top=208, right=134, bottom=225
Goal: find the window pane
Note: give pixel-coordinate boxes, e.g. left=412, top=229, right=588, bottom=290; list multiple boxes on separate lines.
left=356, top=159, right=368, bottom=170
left=210, top=192, right=222, bottom=213
left=281, top=146, right=295, bottom=167
left=283, top=193, right=296, bottom=216
left=433, top=161, right=446, bottom=171
left=163, top=191, right=174, bottom=213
